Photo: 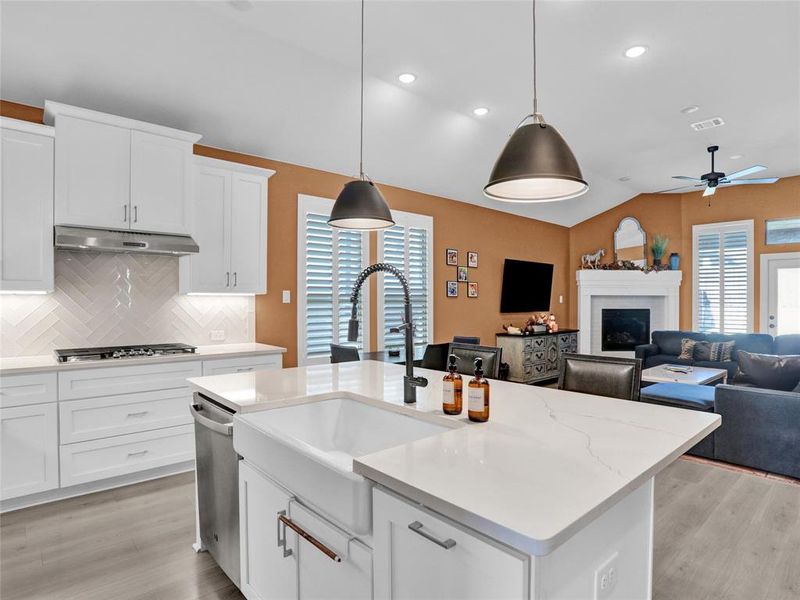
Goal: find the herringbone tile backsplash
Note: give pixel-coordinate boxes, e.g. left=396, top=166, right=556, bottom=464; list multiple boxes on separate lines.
left=0, top=251, right=254, bottom=357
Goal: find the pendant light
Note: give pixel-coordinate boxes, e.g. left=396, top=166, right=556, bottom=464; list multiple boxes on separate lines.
left=484, top=0, right=588, bottom=203
left=328, top=0, right=395, bottom=230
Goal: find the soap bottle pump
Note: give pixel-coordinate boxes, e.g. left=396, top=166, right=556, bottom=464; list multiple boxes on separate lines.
left=442, top=354, right=463, bottom=415
left=468, top=357, right=490, bottom=423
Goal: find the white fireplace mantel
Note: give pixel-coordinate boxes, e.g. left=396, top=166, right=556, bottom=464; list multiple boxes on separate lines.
left=576, top=270, right=683, bottom=355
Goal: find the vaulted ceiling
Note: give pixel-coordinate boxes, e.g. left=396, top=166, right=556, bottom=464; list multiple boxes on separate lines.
left=2, top=1, right=798, bottom=226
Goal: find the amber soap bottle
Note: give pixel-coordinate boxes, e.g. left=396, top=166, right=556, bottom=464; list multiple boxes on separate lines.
left=442, top=354, right=463, bottom=415
left=467, top=357, right=490, bottom=423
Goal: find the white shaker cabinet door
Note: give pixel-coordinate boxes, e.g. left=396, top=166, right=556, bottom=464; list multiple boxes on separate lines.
left=239, top=461, right=298, bottom=600
left=0, top=403, right=59, bottom=500
left=373, top=488, right=529, bottom=600
left=181, top=164, right=231, bottom=292
left=229, top=171, right=267, bottom=294
left=0, top=123, right=54, bottom=292
left=54, top=115, right=131, bottom=229
left=130, top=130, right=192, bottom=234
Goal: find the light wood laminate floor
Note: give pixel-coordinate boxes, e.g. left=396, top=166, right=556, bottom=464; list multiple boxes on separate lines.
left=1, top=459, right=798, bottom=600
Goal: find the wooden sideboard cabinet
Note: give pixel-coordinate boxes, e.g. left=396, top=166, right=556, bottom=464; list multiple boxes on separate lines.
left=496, top=330, right=579, bottom=384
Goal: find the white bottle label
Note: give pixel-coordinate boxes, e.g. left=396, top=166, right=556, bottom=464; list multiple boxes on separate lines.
left=468, top=387, right=484, bottom=412
left=443, top=381, right=455, bottom=406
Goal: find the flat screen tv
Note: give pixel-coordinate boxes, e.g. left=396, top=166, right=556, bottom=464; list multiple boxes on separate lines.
left=500, top=259, right=553, bottom=313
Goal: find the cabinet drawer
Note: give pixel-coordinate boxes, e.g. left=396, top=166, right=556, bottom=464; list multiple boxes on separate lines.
left=59, top=360, right=201, bottom=400
left=202, top=354, right=282, bottom=376
left=373, top=488, right=528, bottom=600
left=60, top=389, right=193, bottom=444
left=59, top=424, right=194, bottom=486
left=0, top=372, right=57, bottom=408
left=1, top=403, right=59, bottom=499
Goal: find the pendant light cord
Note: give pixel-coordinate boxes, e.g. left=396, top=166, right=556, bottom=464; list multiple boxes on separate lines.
left=359, top=0, right=365, bottom=179
left=532, top=0, right=538, bottom=117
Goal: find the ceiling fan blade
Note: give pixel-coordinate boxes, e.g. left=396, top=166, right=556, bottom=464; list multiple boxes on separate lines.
left=703, top=186, right=716, bottom=197
left=724, top=165, right=766, bottom=180
left=720, top=177, right=779, bottom=186
left=672, top=175, right=703, bottom=181
left=653, top=184, right=702, bottom=193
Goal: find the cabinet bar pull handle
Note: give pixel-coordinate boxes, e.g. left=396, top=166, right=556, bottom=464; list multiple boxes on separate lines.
left=408, top=521, right=456, bottom=549
left=126, top=411, right=149, bottom=418
left=278, top=514, right=342, bottom=562
left=226, top=272, right=230, bottom=287
left=123, top=205, right=128, bottom=222
left=127, top=449, right=148, bottom=457
left=133, top=205, right=138, bottom=223
left=233, top=272, right=237, bottom=287
left=236, top=367, right=253, bottom=372
left=277, top=510, right=293, bottom=558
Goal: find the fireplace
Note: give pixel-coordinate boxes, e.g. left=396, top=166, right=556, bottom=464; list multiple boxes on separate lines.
left=601, top=309, right=651, bottom=351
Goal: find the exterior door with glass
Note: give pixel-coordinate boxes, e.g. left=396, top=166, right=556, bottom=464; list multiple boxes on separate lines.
left=761, top=253, right=800, bottom=335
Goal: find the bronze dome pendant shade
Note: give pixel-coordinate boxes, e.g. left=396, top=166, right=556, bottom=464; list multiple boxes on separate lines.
left=328, top=0, right=394, bottom=230
left=484, top=0, right=588, bottom=203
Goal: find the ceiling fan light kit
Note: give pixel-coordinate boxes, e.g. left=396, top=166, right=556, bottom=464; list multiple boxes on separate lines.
left=328, top=0, right=395, bottom=231
left=484, top=0, right=588, bottom=203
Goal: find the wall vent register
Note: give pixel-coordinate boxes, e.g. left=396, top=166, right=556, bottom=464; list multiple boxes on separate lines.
left=55, top=343, right=197, bottom=363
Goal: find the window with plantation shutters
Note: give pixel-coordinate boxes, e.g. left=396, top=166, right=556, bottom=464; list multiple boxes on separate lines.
left=693, top=220, right=754, bottom=334
left=297, top=195, right=369, bottom=365
left=377, top=211, right=433, bottom=350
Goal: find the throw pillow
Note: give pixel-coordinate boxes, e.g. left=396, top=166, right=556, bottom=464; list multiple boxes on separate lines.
left=710, top=340, right=736, bottom=362
left=678, top=338, right=696, bottom=360
left=733, top=351, right=800, bottom=391
left=693, top=341, right=712, bottom=361
left=793, top=380, right=800, bottom=394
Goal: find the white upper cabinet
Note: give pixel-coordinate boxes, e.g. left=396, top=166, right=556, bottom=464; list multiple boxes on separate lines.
left=180, top=156, right=273, bottom=295
left=45, top=101, right=201, bottom=235
left=130, top=130, right=192, bottom=234
left=0, top=118, right=55, bottom=292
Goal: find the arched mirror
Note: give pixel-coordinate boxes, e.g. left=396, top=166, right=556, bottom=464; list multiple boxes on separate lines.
left=614, top=217, right=647, bottom=267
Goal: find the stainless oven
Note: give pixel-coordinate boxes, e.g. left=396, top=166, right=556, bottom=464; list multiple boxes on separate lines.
left=191, top=393, right=240, bottom=587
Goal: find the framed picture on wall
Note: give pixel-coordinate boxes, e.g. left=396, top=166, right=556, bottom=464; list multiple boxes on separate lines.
left=467, top=251, right=478, bottom=268
left=446, top=248, right=458, bottom=266
left=468, top=282, right=478, bottom=298
left=446, top=281, right=458, bottom=297
left=457, top=266, right=468, bottom=282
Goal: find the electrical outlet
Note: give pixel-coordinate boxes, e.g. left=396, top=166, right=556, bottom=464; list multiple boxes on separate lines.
left=559, top=295, right=564, bottom=304
left=594, top=552, right=619, bottom=599
left=282, top=290, right=291, bottom=304
left=210, top=330, right=226, bottom=342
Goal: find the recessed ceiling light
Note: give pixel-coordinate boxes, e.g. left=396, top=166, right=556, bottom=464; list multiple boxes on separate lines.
left=681, top=105, right=700, bottom=114
left=624, top=45, right=648, bottom=58
left=618, top=176, right=631, bottom=182
left=397, top=73, right=416, bottom=84
left=729, top=154, right=744, bottom=160
left=472, top=107, right=489, bottom=116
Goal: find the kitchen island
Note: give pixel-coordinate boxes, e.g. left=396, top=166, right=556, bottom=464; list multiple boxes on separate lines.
left=189, top=360, right=719, bottom=600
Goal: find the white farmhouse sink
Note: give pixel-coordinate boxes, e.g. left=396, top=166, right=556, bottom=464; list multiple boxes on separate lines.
left=233, top=396, right=453, bottom=534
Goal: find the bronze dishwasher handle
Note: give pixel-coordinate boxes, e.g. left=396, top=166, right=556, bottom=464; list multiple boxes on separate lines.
left=278, top=514, right=342, bottom=563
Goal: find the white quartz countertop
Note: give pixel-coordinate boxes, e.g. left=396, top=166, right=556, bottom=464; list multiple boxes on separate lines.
left=0, top=342, right=286, bottom=375
left=188, top=361, right=720, bottom=556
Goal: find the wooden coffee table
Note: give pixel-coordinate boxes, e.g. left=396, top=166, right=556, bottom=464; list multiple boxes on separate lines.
left=641, top=364, right=728, bottom=385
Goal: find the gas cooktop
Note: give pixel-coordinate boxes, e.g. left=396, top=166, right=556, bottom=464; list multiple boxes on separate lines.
left=54, top=343, right=197, bottom=363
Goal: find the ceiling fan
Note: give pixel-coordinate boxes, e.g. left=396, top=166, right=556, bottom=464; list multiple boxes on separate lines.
left=655, top=145, right=779, bottom=197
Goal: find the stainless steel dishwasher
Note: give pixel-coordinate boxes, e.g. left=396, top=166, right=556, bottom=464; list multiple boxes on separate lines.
left=191, top=393, right=240, bottom=587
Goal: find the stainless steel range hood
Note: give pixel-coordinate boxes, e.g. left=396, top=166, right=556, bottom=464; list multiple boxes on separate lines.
left=55, top=226, right=199, bottom=256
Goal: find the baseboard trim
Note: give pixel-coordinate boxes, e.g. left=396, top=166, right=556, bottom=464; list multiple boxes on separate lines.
left=1, top=460, right=195, bottom=513
left=679, top=455, right=800, bottom=486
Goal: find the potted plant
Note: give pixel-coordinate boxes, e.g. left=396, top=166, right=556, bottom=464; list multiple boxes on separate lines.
left=651, top=235, right=669, bottom=266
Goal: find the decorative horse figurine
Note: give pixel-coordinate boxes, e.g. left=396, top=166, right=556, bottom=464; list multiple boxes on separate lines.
left=581, top=248, right=605, bottom=269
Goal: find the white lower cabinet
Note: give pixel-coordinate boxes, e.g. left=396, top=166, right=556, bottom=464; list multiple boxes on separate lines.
left=239, top=461, right=373, bottom=600
left=372, top=488, right=529, bottom=600
left=0, top=403, right=59, bottom=500
left=202, top=354, right=283, bottom=376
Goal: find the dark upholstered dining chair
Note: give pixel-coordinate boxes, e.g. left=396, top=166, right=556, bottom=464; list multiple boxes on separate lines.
left=419, top=343, right=450, bottom=371
left=558, top=353, right=642, bottom=401
left=452, top=336, right=480, bottom=345
left=447, top=343, right=502, bottom=379
left=330, top=344, right=360, bottom=364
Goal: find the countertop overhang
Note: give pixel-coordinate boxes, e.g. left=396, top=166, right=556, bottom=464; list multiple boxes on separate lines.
left=188, top=360, right=720, bottom=556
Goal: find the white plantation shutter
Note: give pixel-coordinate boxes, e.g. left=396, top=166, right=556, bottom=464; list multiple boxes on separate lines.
left=298, top=196, right=369, bottom=365
left=693, top=221, right=753, bottom=334
left=378, top=211, right=433, bottom=350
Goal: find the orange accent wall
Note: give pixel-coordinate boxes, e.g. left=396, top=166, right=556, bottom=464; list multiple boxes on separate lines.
left=2, top=100, right=570, bottom=367
left=569, top=177, right=800, bottom=331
